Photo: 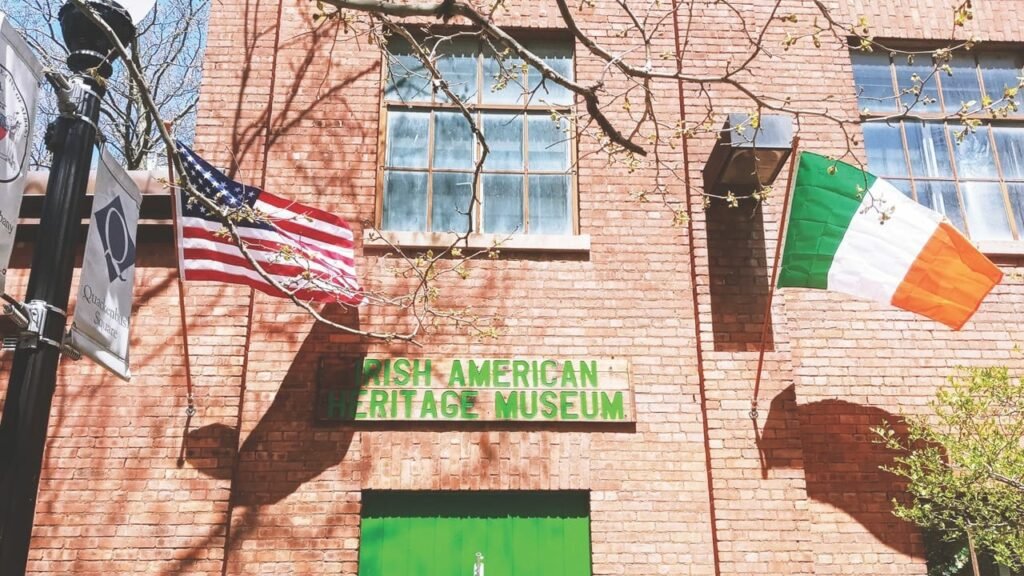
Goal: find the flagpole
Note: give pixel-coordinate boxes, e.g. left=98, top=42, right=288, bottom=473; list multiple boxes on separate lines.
left=164, top=124, right=197, bottom=465
left=750, top=136, right=800, bottom=422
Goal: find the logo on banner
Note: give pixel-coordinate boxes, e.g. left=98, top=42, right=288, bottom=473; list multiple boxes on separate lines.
left=94, top=196, right=137, bottom=282
left=0, top=63, right=30, bottom=184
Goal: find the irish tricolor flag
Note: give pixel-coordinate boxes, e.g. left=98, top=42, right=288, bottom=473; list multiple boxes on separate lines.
left=778, top=152, right=1002, bottom=330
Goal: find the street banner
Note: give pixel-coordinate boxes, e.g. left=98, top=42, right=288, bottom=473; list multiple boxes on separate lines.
left=68, top=149, right=141, bottom=381
left=0, top=13, right=43, bottom=294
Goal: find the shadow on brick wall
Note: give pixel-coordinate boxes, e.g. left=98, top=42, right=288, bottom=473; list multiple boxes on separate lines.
left=759, top=385, right=924, bottom=558
left=177, top=304, right=366, bottom=573
left=706, top=198, right=774, bottom=352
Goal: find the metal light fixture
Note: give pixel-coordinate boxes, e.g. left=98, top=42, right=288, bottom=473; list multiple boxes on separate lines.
left=703, top=113, right=794, bottom=192
left=0, top=1, right=151, bottom=573
left=59, top=0, right=153, bottom=77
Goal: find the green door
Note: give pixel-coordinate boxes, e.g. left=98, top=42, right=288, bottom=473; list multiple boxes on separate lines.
left=359, top=491, right=591, bottom=576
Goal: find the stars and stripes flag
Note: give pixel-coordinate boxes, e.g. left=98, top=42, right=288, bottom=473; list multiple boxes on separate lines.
left=174, top=142, right=364, bottom=305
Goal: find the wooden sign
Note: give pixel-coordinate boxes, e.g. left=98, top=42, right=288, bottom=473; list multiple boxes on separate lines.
left=315, top=357, right=633, bottom=423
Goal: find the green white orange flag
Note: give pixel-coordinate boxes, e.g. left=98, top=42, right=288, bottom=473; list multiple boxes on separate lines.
left=778, top=152, right=1002, bottom=330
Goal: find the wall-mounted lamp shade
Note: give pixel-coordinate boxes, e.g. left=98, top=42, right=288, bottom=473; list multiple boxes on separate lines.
left=703, top=113, right=794, bottom=192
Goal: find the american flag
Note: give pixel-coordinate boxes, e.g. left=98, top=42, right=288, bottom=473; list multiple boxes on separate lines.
left=174, top=142, right=364, bottom=305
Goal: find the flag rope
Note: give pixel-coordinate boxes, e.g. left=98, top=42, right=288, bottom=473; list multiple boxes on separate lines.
left=166, top=125, right=197, bottom=466
left=750, top=136, right=800, bottom=422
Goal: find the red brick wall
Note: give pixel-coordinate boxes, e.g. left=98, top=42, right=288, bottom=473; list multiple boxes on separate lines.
left=681, top=0, right=1024, bottom=572
left=2, top=0, right=1022, bottom=575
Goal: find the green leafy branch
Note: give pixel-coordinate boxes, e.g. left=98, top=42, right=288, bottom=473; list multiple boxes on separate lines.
left=874, top=367, right=1024, bottom=572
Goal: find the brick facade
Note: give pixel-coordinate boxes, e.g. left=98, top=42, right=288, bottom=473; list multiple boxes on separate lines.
left=2, top=0, right=1022, bottom=574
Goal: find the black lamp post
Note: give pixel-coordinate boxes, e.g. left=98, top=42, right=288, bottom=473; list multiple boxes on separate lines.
left=0, top=1, right=149, bottom=574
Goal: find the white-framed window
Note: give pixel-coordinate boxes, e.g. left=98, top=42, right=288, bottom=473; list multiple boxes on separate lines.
left=379, top=35, right=576, bottom=236
left=851, top=48, right=1024, bottom=241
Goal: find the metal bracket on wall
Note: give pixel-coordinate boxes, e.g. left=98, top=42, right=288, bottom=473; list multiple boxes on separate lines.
left=3, top=298, right=29, bottom=329
left=17, top=300, right=67, bottom=351
left=61, top=332, right=83, bottom=361
left=43, top=69, right=106, bottom=144
left=44, top=68, right=75, bottom=113
left=2, top=297, right=29, bottom=352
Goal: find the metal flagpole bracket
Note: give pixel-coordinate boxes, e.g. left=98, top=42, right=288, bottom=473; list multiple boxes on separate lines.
left=61, top=332, right=82, bottom=361
left=43, top=71, right=106, bottom=145
left=2, top=296, right=29, bottom=329
left=17, top=300, right=67, bottom=351
left=43, top=68, right=74, bottom=113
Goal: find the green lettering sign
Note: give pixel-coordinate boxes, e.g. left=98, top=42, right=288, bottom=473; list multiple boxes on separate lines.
left=441, top=390, right=461, bottom=418
left=460, top=391, right=478, bottom=419
left=492, top=360, right=510, bottom=387
left=512, top=361, right=530, bottom=387
left=540, top=360, right=557, bottom=387
left=362, top=359, right=383, bottom=386
left=393, top=358, right=411, bottom=386
left=400, top=389, right=416, bottom=419
left=319, top=358, right=633, bottom=423
left=412, top=359, right=431, bottom=386
left=540, top=391, right=558, bottom=419
left=561, top=362, right=578, bottom=387
left=420, top=390, right=438, bottom=419
left=469, top=360, right=490, bottom=387
left=580, top=360, right=598, bottom=387
left=560, top=391, right=579, bottom=420
left=495, top=391, right=517, bottom=419
left=600, top=391, right=625, bottom=420
left=449, top=360, right=466, bottom=387
left=369, top=389, right=387, bottom=418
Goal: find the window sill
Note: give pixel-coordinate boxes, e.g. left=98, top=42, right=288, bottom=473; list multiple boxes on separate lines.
left=977, top=241, right=1024, bottom=257
left=362, top=230, right=591, bottom=254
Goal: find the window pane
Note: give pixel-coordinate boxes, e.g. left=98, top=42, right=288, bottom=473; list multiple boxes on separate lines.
left=1008, top=183, right=1024, bottom=239
left=862, top=122, right=908, bottom=177
left=939, top=54, right=982, bottom=113
left=960, top=181, right=1012, bottom=241
left=528, top=114, right=569, bottom=171
left=529, top=175, right=571, bottom=234
left=483, top=174, right=524, bottom=234
left=433, top=111, right=475, bottom=170
left=526, top=41, right=573, bottom=106
left=904, top=121, right=953, bottom=178
left=435, top=38, right=478, bottom=104
left=916, top=180, right=965, bottom=233
left=483, top=113, right=524, bottom=170
left=895, top=56, right=940, bottom=112
left=482, top=45, right=524, bottom=104
left=382, top=170, right=428, bottom=231
left=889, top=179, right=913, bottom=197
left=386, top=111, right=429, bottom=168
left=981, top=52, right=1024, bottom=117
left=851, top=52, right=897, bottom=113
left=993, top=126, right=1024, bottom=180
left=432, top=172, right=474, bottom=233
left=950, top=125, right=997, bottom=179
left=384, top=39, right=431, bottom=102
